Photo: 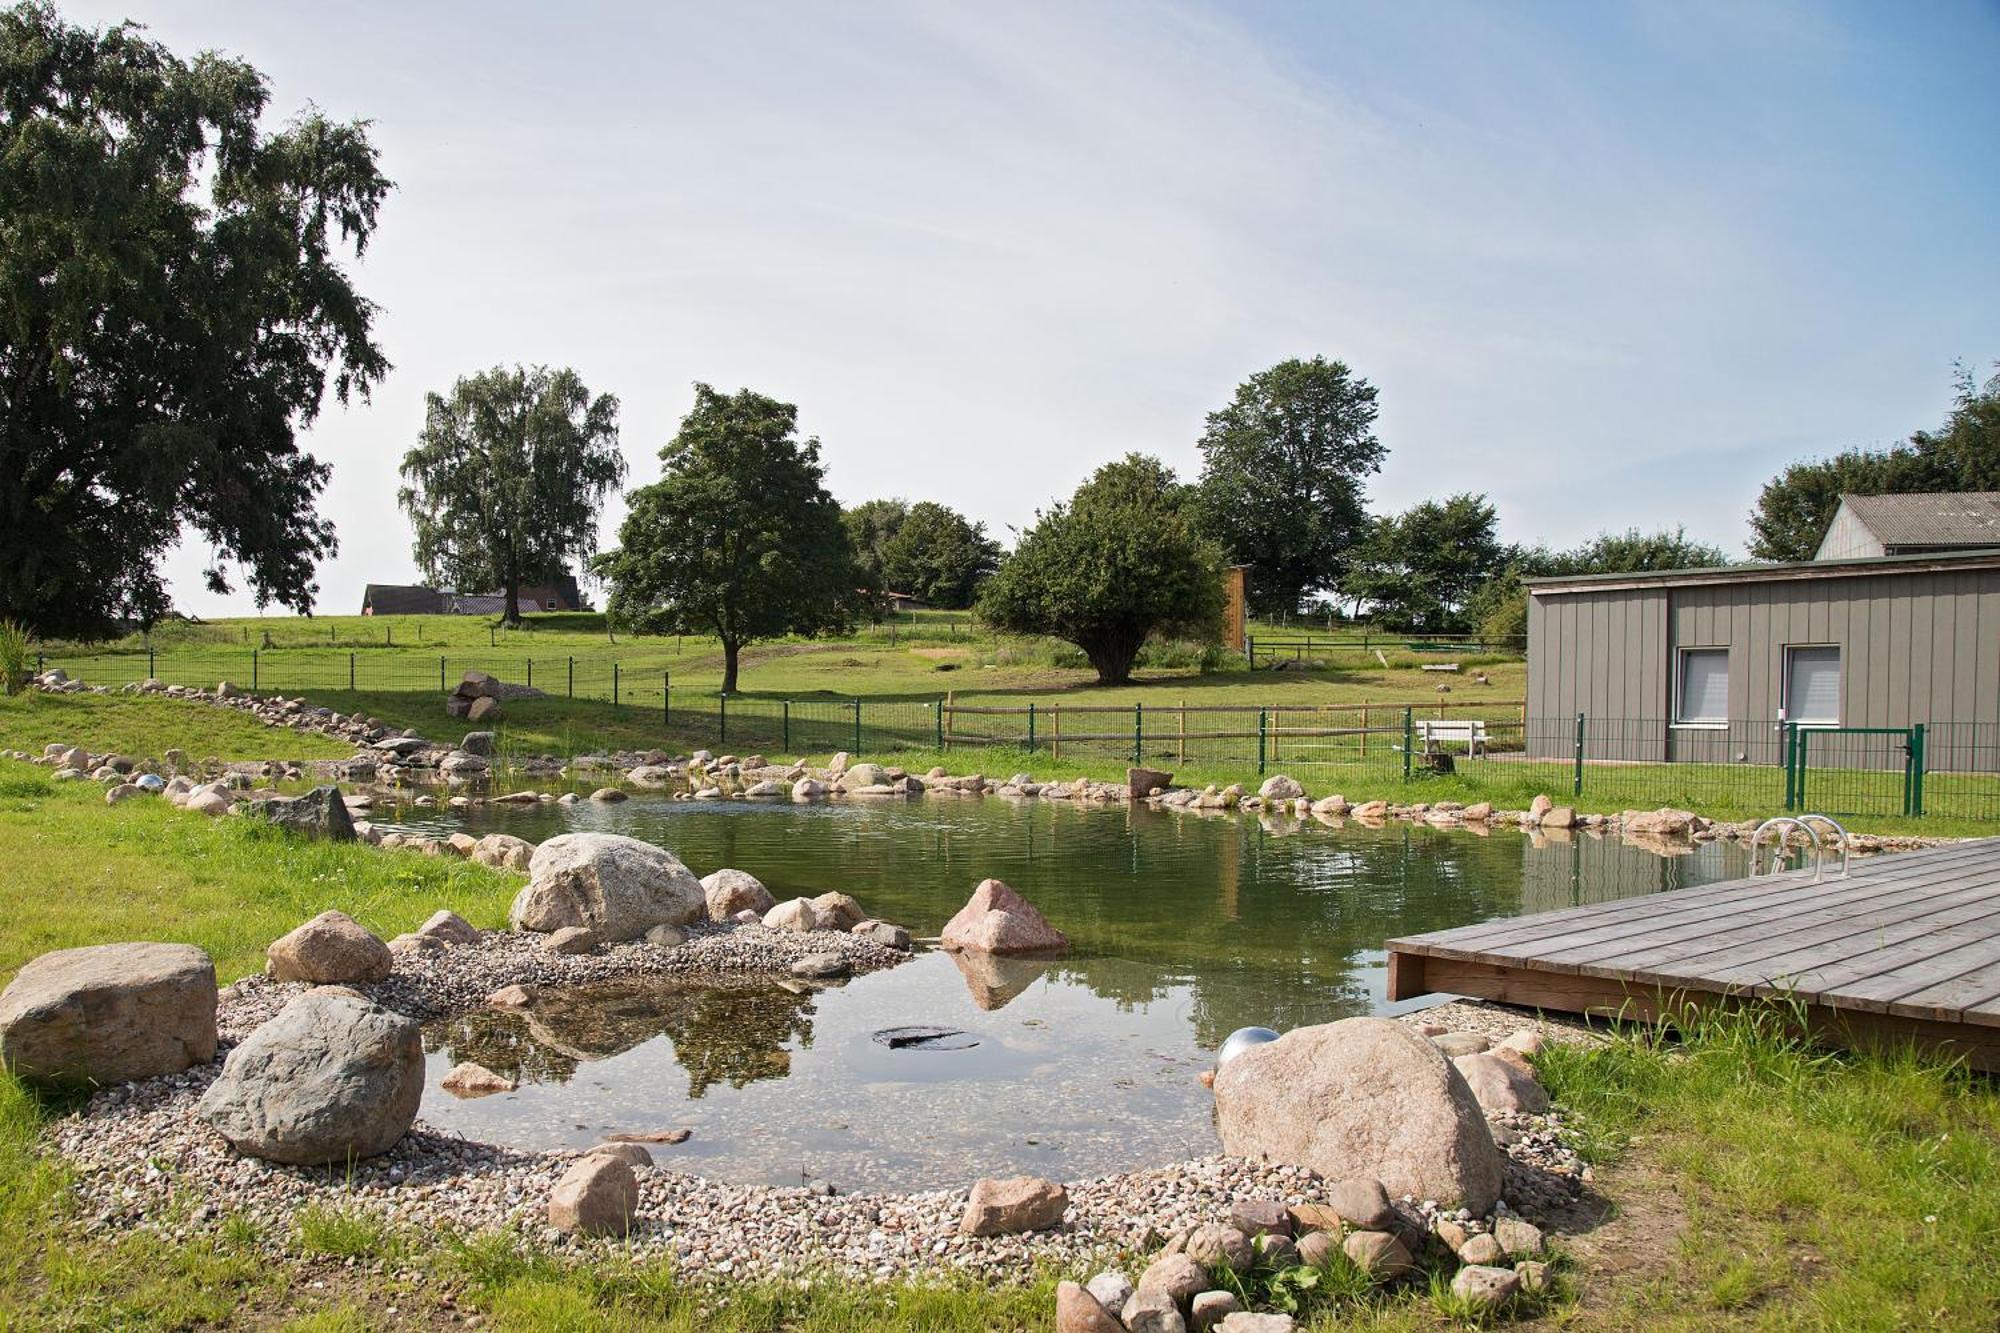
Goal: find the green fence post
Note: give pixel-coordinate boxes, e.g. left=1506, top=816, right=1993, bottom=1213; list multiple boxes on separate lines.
left=1402, top=706, right=1413, bottom=782
left=783, top=700, right=791, bottom=751
left=439, top=656, right=445, bottom=692
left=935, top=699, right=945, bottom=750
left=1573, top=713, right=1585, bottom=798
left=1027, top=702, right=1036, bottom=754
left=148, top=646, right=154, bottom=678
left=1133, top=703, right=1143, bottom=763
left=612, top=661, right=620, bottom=706
left=1246, top=634, right=1255, bottom=666
left=252, top=650, right=259, bottom=693
left=1782, top=722, right=1796, bottom=810
left=1257, top=707, right=1268, bottom=776
left=349, top=653, right=355, bottom=691
left=719, top=692, right=727, bottom=744
left=853, top=699, right=862, bottom=756
left=526, top=658, right=533, bottom=689
left=1909, top=723, right=1926, bottom=817
left=663, top=673, right=670, bottom=728
left=567, top=656, right=574, bottom=698
left=1795, top=728, right=1808, bottom=811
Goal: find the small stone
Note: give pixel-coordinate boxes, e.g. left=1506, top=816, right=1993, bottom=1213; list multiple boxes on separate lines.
left=644, top=924, right=687, bottom=948
left=1055, top=1281, right=1124, bottom=1333
left=1514, top=1260, right=1550, bottom=1294
left=1436, top=1219, right=1468, bottom=1252
left=266, top=911, right=391, bottom=985
left=1084, top=1271, right=1134, bottom=1316
left=1428, top=1030, right=1490, bottom=1057
left=588, top=1142, right=654, bottom=1170
left=589, top=787, right=627, bottom=803
left=1323, top=1176, right=1395, bottom=1229
left=1137, top=1251, right=1206, bottom=1304
left=1458, top=1233, right=1504, bottom=1266
left=762, top=898, right=821, bottom=933
left=1228, top=1199, right=1292, bottom=1237
left=1494, top=1216, right=1545, bottom=1258
left=545, top=926, right=596, bottom=955
left=1185, top=1223, right=1253, bottom=1272
left=1190, top=1290, right=1242, bottom=1330
left=809, top=892, right=866, bottom=930
left=1450, top=1265, right=1521, bottom=1309
left=1216, top=1315, right=1293, bottom=1333
left=417, top=910, right=479, bottom=946
left=547, top=1155, right=639, bottom=1236
left=1121, top=1287, right=1188, bottom=1333
left=440, top=1062, right=516, bottom=1097
left=1453, top=1052, right=1550, bottom=1114
left=1295, top=1230, right=1335, bottom=1267
left=852, top=920, right=911, bottom=950
left=789, top=952, right=850, bottom=980
left=1342, top=1229, right=1415, bottom=1279
left=1255, top=1234, right=1297, bottom=1268
left=960, top=1176, right=1066, bottom=1236
left=486, top=984, right=534, bottom=1008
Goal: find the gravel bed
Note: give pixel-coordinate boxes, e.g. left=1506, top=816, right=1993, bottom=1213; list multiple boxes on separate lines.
left=46, top=932, right=1596, bottom=1281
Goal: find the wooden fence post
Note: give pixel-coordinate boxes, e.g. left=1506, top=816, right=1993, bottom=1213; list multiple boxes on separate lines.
left=1052, top=706, right=1061, bottom=761
left=1178, top=699, right=1187, bottom=761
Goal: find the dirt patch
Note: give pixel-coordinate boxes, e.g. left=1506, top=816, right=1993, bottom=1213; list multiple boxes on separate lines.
left=1558, top=1151, right=1690, bottom=1313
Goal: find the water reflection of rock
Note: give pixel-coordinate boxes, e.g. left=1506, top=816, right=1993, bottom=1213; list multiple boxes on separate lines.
left=424, top=977, right=820, bottom=1096
left=947, top=949, right=1052, bottom=1010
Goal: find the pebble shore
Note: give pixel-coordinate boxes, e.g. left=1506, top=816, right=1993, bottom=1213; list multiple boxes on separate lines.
left=50, top=916, right=1595, bottom=1281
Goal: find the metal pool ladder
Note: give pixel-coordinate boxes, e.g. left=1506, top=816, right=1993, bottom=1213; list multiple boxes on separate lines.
left=1749, top=814, right=1852, bottom=882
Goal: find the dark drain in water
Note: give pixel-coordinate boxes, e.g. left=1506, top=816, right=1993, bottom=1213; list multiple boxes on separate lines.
left=873, top=1025, right=980, bottom=1051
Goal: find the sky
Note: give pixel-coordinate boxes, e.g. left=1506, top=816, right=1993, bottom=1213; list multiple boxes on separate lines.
left=58, top=0, right=2000, bottom=617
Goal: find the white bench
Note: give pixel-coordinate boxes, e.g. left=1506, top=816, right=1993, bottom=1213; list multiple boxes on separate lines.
left=1416, top=719, right=1488, bottom=756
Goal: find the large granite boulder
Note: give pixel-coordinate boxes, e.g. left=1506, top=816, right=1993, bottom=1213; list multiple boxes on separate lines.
left=0, top=943, right=217, bottom=1085
left=246, top=785, right=355, bottom=841
left=266, top=911, right=392, bottom=985
left=701, top=868, right=775, bottom=921
left=940, top=879, right=1068, bottom=955
left=509, top=833, right=704, bottom=941
left=1212, top=1017, right=1503, bottom=1211
left=197, top=988, right=423, bottom=1165
left=548, top=1153, right=640, bottom=1235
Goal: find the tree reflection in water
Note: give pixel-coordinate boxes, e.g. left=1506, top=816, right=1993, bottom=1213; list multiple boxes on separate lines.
left=424, top=976, right=822, bottom=1096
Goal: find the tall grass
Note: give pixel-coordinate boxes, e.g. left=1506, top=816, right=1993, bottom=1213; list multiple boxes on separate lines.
left=0, top=622, right=31, bottom=697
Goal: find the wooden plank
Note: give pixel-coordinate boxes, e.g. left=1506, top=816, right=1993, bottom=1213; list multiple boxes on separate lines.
left=1387, top=841, right=1997, bottom=957
left=1892, top=961, right=2000, bottom=1027
left=1431, top=847, right=1998, bottom=969
left=1508, top=871, right=1974, bottom=971
left=1575, top=872, right=2000, bottom=976
left=1399, top=954, right=2000, bottom=1072
left=1831, top=929, right=2000, bottom=1013
left=1687, top=906, right=2000, bottom=1004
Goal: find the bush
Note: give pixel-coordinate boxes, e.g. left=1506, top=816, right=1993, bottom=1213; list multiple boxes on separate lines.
left=0, top=622, right=31, bottom=696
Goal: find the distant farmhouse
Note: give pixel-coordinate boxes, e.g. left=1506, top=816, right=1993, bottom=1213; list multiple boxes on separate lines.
left=1815, top=491, right=2000, bottom=559
left=361, top=573, right=585, bottom=616
left=1526, top=492, right=2000, bottom=766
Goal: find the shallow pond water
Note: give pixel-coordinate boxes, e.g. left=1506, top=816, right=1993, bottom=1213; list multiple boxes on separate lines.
left=392, top=797, right=1752, bottom=1190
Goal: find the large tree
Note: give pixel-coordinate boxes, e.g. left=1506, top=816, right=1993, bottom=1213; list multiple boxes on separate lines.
left=879, top=501, right=1000, bottom=609
left=1469, top=526, right=1731, bottom=642
left=1191, top=356, right=1385, bottom=617
left=841, top=498, right=908, bottom=594
left=979, top=455, right=1224, bottom=685
left=1345, top=494, right=1504, bottom=632
left=1748, top=362, right=2000, bottom=560
left=0, top=4, right=391, bottom=637
left=596, top=385, right=857, bottom=693
left=398, top=365, right=624, bottom=625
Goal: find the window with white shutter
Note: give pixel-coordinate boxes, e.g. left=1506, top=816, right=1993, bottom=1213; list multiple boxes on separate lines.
left=1676, top=648, right=1729, bottom=724
left=1785, top=646, right=1841, bottom=724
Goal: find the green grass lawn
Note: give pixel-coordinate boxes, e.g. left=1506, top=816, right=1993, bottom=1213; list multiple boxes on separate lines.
left=0, top=691, right=356, bottom=764
left=1, top=764, right=1998, bottom=1328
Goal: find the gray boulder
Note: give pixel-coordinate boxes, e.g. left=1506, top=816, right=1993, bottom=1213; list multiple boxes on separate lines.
left=248, top=785, right=355, bottom=841
left=509, top=833, right=704, bottom=941
left=1212, top=1016, right=1503, bottom=1212
left=197, top=988, right=423, bottom=1165
left=461, top=730, right=496, bottom=756
left=0, top=943, right=217, bottom=1085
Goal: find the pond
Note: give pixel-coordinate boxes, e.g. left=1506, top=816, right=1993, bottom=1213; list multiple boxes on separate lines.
left=390, top=798, right=1752, bottom=1191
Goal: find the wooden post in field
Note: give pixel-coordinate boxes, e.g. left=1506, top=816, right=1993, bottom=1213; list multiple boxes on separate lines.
left=943, top=690, right=954, bottom=754
left=1052, top=705, right=1061, bottom=760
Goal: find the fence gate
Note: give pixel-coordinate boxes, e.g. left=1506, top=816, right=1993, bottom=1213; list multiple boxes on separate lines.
left=1786, top=723, right=1925, bottom=817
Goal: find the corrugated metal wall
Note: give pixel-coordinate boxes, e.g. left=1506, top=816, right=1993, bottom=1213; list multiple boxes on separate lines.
left=1527, top=565, right=2000, bottom=762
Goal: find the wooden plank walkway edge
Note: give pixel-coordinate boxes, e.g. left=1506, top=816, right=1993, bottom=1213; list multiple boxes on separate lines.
left=1385, top=838, right=2000, bottom=1072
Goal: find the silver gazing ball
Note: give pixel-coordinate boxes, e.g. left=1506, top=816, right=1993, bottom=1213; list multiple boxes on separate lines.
left=1217, top=1026, right=1281, bottom=1068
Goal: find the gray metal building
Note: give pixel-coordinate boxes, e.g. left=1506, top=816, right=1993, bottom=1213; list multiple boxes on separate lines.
left=1525, top=549, right=2000, bottom=766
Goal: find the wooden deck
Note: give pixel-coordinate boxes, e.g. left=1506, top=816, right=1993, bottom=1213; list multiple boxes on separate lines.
left=1385, top=838, right=2000, bottom=1071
